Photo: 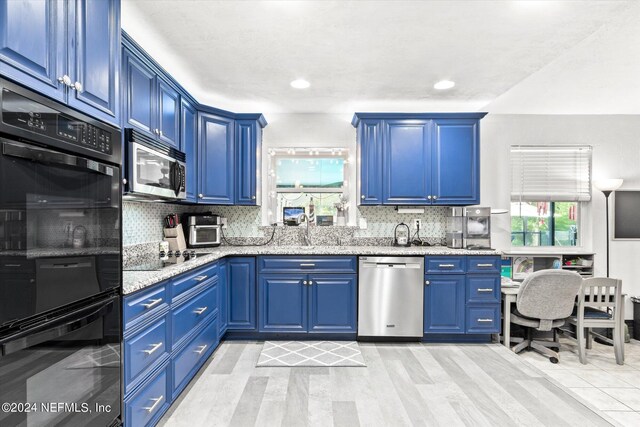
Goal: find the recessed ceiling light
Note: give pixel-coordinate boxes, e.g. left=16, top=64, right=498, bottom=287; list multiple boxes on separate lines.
left=290, top=79, right=310, bottom=89
left=434, top=80, right=455, bottom=90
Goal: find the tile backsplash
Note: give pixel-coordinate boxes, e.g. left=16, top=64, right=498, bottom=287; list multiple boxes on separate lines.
left=123, top=201, right=447, bottom=246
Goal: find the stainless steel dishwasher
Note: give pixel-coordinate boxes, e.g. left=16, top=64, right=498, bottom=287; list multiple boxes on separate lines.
left=358, top=256, right=424, bottom=338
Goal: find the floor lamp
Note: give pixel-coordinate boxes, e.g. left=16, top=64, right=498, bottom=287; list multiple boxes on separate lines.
left=594, top=179, right=623, bottom=277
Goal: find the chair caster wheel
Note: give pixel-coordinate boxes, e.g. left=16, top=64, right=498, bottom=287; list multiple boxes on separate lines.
left=550, top=357, right=559, bottom=364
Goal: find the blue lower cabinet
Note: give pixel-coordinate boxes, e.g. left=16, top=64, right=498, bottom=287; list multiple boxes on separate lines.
left=465, top=305, right=500, bottom=334
left=259, top=274, right=308, bottom=332
left=218, top=259, right=228, bottom=339
left=124, top=361, right=171, bottom=427
left=424, top=275, right=466, bottom=334
left=227, top=257, right=256, bottom=330
left=466, top=275, right=500, bottom=304
left=172, top=317, right=218, bottom=399
left=171, top=283, right=217, bottom=350
left=124, top=313, right=171, bottom=395
left=309, top=274, right=357, bottom=333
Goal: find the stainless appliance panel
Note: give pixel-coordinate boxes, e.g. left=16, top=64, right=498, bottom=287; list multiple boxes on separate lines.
left=358, top=256, right=424, bottom=338
left=130, top=142, right=186, bottom=200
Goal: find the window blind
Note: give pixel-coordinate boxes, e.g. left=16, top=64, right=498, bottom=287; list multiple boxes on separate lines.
left=510, top=145, right=592, bottom=202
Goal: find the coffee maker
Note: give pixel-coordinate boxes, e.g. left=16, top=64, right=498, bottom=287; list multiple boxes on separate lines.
left=446, top=207, right=492, bottom=249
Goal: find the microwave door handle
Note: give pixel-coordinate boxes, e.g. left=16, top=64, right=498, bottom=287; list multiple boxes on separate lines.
left=171, top=163, right=181, bottom=196
left=0, top=298, right=114, bottom=357
left=1, top=139, right=114, bottom=177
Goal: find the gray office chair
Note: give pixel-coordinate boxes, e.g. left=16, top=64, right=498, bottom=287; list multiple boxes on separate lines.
left=510, top=270, right=583, bottom=363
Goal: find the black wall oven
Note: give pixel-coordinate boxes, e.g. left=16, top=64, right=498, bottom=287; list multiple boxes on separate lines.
left=0, top=78, right=122, bottom=427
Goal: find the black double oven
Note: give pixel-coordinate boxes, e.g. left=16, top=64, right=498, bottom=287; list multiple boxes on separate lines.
left=0, top=79, right=122, bottom=427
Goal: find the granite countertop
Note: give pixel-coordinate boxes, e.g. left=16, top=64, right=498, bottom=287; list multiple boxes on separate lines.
left=123, top=245, right=501, bottom=295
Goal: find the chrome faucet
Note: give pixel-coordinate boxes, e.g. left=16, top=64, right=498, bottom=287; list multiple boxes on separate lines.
left=300, top=213, right=312, bottom=246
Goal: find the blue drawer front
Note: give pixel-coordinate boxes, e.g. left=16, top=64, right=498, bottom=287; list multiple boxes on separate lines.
left=124, top=284, right=168, bottom=331
left=466, top=275, right=500, bottom=304
left=258, top=256, right=357, bottom=274
left=425, top=256, right=466, bottom=274
left=125, top=363, right=170, bottom=427
left=467, top=256, right=501, bottom=274
left=172, top=283, right=218, bottom=349
left=173, top=317, right=218, bottom=397
left=466, top=305, right=500, bottom=333
left=172, top=262, right=218, bottom=301
left=125, top=315, right=170, bottom=394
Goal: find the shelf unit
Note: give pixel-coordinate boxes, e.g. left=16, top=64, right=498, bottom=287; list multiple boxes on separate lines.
left=501, top=252, right=595, bottom=281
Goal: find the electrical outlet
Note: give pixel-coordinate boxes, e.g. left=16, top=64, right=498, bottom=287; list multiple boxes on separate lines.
left=63, top=221, right=73, bottom=234
left=413, top=219, right=422, bottom=230
left=220, top=217, right=228, bottom=228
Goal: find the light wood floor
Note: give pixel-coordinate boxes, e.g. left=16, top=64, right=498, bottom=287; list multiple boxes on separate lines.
left=159, top=341, right=611, bottom=427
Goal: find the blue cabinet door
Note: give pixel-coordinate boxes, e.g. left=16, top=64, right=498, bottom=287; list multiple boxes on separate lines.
left=259, top=274, right=308, bottom=332
left=358, top=119, right=383, bottom=204
left=198, top=113, right=235, bottom=204
left=218, top=259, right=228, bottom=339
left=181, top=99, right=197, bottom=203
left=235, top=120, right=259, bottom=205
left=383, top=120, right=432, bottom=205
left=158, top=79, right=180, bottom=148
left=424, top=274, right=465, bottom=334
left=0, top=0, right=67, bottom=103
left=67, top=0, right=120, bottom=126
left=308, top=274, right=356, bottom=333
left=431, top=119, right=479, bottom=205
left=123, top=49, right=155, bottom=137
left=227, top=257, right=256, bottom=330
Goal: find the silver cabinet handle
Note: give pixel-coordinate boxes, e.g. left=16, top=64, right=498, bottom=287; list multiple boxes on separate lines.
left=252, top=195, right=256, bottom=200
left=308, top=281, right=313, bottom=285
left=70, top=81, right=82, bottom=92
left=361, top=195, right=365, bottom=199
left=122, top=178, right=128, bottom=185
left=57, top=75, right=71, bottom=86
left=141, top=298, right=163, bottom=309
left=142, top=342, right=163, bottom=355
left=143, top=395, right=164, bottom=413
left=438, top=264, right=455, bottom=268
left=300, top=263, right=316, bottom=267
left=425, top=280, right=430, bottom=285
left=476, top=263, right=494, bottom=267
left=159, top=130, right=163, bottom=136
left=433, top=195, right=438, bottom=200
left=427, top=195, right=432, bottom=200
left=198, top=193, right=204, bottom=199
left=477, top=319, right=493, bottom=323
left=195, top=345, right=208, bottom=355
left=477, top=288, right=494, bottom=292
left=154, top=128, right=160, bottom=135
left=194, top=275, right=208, bottom=282
left=194, top=307, right=208, bottom=315
left=303, top=281, right=308, bottom=285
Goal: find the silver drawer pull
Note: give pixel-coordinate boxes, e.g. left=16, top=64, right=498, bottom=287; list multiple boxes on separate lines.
left=195, top=345, right=208, bottom=355
left=194, top=307, right=208, bottom=315
left=477, top=263, right=494, bottom=267
left=194, top=275, right=208, bottom=282
left=141, top=298, right=163, bottom=309
left=477, top=288, right=494, bottom=292
left=143, top=395, right=164, bottom=413
left=142, top=342, right=163, bottom=355
left=300, top=263, right=316, bottom=267
left=477, top=319, right=493, bottom=323
left=438, top=264, right=455, bottom=268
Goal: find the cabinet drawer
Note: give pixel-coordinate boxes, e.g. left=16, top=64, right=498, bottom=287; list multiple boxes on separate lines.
left=467, top=275, right=500, bottom=303
left=173, top=317, right=218, bottom=397
left=467, top=256, right=501, bottom=274
left=466, top=305, right=500, bottom=333
left=172, top=262, right=218, bottom=301
left=172, top=284, right=218, bottom=349
left=125, top=314, right=170, bottom=394
left=124, top=284, right=168, bottom=331
left=425, top=256, right=466, bottom=274
left=125, top=363, right=170, bottom=427
left=258, top=256, right=357, bottom=273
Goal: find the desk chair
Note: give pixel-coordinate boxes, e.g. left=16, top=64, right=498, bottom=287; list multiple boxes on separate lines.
left=566, top=278, right=624, bottom=365
left=510, top=270, right=583, bottom=363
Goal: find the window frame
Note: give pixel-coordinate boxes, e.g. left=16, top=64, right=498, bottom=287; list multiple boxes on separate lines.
left=510, top=201, right=582, bottom=248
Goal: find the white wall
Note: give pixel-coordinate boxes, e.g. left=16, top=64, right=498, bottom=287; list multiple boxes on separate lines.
left=480, top=114, right=640, bottom=318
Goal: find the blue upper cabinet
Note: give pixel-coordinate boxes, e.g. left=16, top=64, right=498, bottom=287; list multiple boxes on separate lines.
left=357, top=119, right=383, bottom=204
left=181, top=99, right=197, bottom=203
left=123, top=47, right=180, bottom=148
left=0, top=0, right=120, bottom=126
left=198, top=113, right=235, bottom=204
left=431, top=119, right=479, bottom=205
left=352, top=113, right=486, bottom=206
left=235, top=119, right=261, bottom=205
left=67, top=0, right=120, bottom=125
left=383, top=120, right=432, bottom=205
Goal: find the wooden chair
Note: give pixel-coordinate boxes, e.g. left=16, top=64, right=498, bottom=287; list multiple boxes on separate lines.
left=566, top=278, right=624, bottom=365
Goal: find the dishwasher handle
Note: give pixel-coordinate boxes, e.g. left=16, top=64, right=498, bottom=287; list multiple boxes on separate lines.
left=361, top=262, right=422, bottom=269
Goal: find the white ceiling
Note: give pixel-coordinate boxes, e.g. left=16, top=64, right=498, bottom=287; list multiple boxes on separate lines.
left=122, top=0, right=639, bottom=115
